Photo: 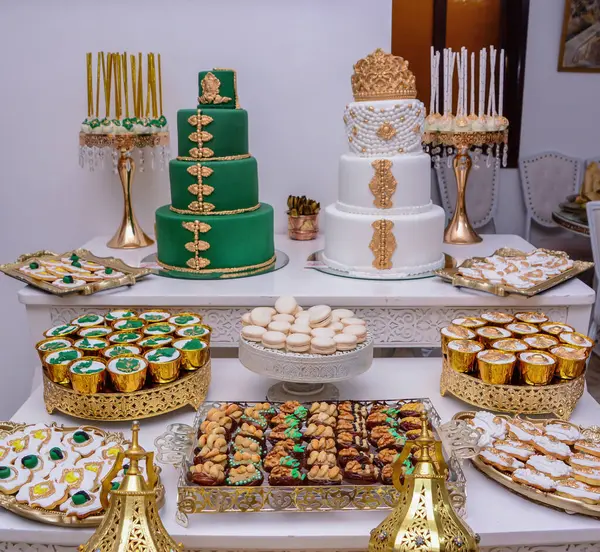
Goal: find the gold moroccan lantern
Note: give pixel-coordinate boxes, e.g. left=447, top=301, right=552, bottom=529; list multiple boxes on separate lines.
left=80, top=421, right=182, bottom=552
left=369, top=413, right=479, bottom=552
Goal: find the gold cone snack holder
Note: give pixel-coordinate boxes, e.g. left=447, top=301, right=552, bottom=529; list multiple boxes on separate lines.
left=80, top=421, right=181, bottom=552
left=368, top=413, right=479, bottom=552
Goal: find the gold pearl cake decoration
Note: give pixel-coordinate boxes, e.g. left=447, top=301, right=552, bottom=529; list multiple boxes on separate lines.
left=375, top=122, right=397, bottom=141
left=369, top=159, right=397, bottom=210
left=370, top=220, right=396, bottom=270
left=187, top=114, right=213, bottom=126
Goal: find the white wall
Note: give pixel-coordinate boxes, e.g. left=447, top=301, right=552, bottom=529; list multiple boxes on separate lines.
left=0, top=0, right=392, bottom=418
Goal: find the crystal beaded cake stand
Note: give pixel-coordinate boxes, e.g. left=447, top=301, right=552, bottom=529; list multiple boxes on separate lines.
left=422, top=129, right=508, bottom=245
left=79, top=132, right=170, bottom=249
left=238, top=335, right=374, bottom=401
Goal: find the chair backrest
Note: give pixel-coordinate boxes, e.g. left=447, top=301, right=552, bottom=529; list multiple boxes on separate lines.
left=434, top=155, right=499, bottom=229
left=586, top=201, right=600, bottom=282
left=519, top=152, right=583, bottom=230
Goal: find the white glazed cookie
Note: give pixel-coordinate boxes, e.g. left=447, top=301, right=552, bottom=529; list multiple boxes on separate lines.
left=51, top=466, right=98, bottom=492
left=0, top=445, right=17, bottom=465
left=74, top=459, right=112, bottom=487
left=0, top=465, right=31, bottom=494
left=479, top=447, right=524, bottom=472
left=52, top=278, right=87, bottom=289
left=59, top=490, right=104, bottom=518
left=532, top=435, right=571, bottom=460
left=526, top=455, right=572, bottom=480
left=507, top=421, right=542, bottom=443
left=511, top=468, right=557, bottom=492
left=470, top=411, right=507, bottom=446
left=16, top=480, right=69, bottom=509
left=28, top=426, right=63, bottom=452
left=574, top=440, right=600, bottom=458
left=15, top=454, right=54, bottom=479
left=492, top=440, right=536, bottom=462
left=544, top=423, right=581, bottom=445
left=63, top=430, right=105, bottom=458
left=555, top=479, right=600, bottom=504
left=568, top=453, right=600, bottom=469
left=89, top=443, right=125, bottom=463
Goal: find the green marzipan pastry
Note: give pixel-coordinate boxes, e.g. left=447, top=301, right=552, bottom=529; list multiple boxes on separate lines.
left=155, top=203, right=274, bottom=274
left=197, top=70, right=237, bottom=109
left=176, top=108, right=248, bottom=158
left=169, top=157, right=259, bottom=213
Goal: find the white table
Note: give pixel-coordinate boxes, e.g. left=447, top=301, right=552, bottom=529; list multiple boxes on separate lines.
left=1, top=358, right=599, bottom=552
left=17, top=234, right=595, bottom=351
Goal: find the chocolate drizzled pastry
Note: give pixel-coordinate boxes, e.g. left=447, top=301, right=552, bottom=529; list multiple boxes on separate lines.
left=336, top=432, right=369, bottom=451
left=307, top=464, right=343, bottom=485
left=268, top=465, right=306, bottom=486
left=336, top=418, right=368, bottom=438
left=376, top=428, right=407, bottom=451
left=279, top=401, right=308, bottom=420
left=399, top=402, right=424, bottom=418
left=344, top=459, right=380, bottom=482
left=270, top=413, right=302, bottom=429
left=269, top=425, right=303, bottom=444
left=308, top=412, right=337, bottom=428
left=307, top=437, right=337, bottom=454
left=338, top=447, right=375, bottom=467
left=399, top=416, right=423, bottom=432
left=304, top=424, right=335, bottom=439
left=189, top=461, right=225, bottom=486
left=306, top=450, right=338, bottom=467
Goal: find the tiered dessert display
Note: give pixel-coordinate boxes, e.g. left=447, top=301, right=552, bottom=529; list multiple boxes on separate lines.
left=0, top=421, right=163, bottom=526
left=440, top=311, right=592, bottom=419
left=0, top=250, right=151, bottom=295
left=39, top=309, right=211, bottom=421
left=423, top=46, right=509, bottom=245
left=457, top=411, right=600, bottom=516
left=321, top=49, right=445, bottom=279
left=153, top=399, right=465, bottom=524
left=154, top=69, right=276, bottom=279
left=79, top=52, right=170, bottom=249
left=238, top=296, right=373, bottom=401
left=436, top=248, right=593, bottom=297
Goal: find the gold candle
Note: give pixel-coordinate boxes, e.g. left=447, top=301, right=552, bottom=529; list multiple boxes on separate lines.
left=107, top=355, right=148, bottom=392
left=131, top=54, right=137, bottom=118
left=95, top=52, right=102, bottom=118
left=518, top=351, right=556, bottom=386
left=122, top=53, right=129, bottom=119
left=447, top=339, right=483, bottom=373
left=476, top=350, right=516, bottom=385
left=158, top=53, right=163, bottom=116
left=144, top=347, right=181, bottom=383
left=86, top=52, right=93, bottom=117
left=550, top=345, right=588, bottom=380
left=43, top=348, right=83, bottom=385
left=137, top=52, right=143, bottom=119
left=173, top=338, right=209, bottom=371
left=69, top=357, right=106, bottom=394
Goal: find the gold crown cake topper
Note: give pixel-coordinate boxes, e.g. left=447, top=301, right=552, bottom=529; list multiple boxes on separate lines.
left=351, top=48, right=417, bottom=102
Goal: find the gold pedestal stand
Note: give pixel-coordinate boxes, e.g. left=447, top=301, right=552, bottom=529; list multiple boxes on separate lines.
left=79, top=132, right=169, bottom=249
left=423, top=130, right=508, bottom=245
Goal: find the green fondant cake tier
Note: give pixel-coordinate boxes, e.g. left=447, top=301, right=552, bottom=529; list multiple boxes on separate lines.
left=169, top=157, right=258, bottom=214
left=177, top=108, right=248, bottom=158
left=197, top=70, right=237, bottom=109
left=155, top=203, right=274, bottom=277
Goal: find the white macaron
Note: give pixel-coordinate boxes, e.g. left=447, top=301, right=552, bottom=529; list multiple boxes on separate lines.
left=290, top=323, right=312, bottom=335
left=242, top=325, right=267, bottom=342
left=272, top=313, right=296, bottom=324
left=268, top=321, right=291, bottom=335
left=261, top=331, right=287, bottom=349
left=310, top=336, right=337, bottom=355
left=275, top=296, right=298, bottom=315
left=309, top=305, right=333, bottom=328
left=343, top=324, right=367, bottom=343
left=286, top=333, right=311, bottom=353
left=250, top=307, right=273, bottom=327
left=332, top=309, right=355, bottom=321
left=241, top=313, right=253, bottom=326
left=327, top=322, right=344, bottom=333
left=341, top=317, right=366, bottom=327
left=334, top=333, right=358, bottom=351
left=311, top=327, right=335, bottom=339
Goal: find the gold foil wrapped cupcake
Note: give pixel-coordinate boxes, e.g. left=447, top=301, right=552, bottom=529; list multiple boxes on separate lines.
left=476, top=350, right=516, bottom=384
left=138, top=335, right=174, bottom=350
left=476, top=325, right=512, bottom=347
left=73, top=337, right=108, bottom=357
left=440, top=324, right=475, bottom=354
left=144, top=347, right=181, bottom=383
left=36, top=337, right=73, bottom=364
left=138, top=310, right=171, bottom=323
left=480, top=311, right=514, bottom=326
left=515, top=312, right=549, bottom=325
left=44, top=324, right=79, bottom=339
left=451, top=317, right=487, bottom=330
left=540, top=322, right=574, bottom=336
left=505, top=322, right=539, bottom=338
left=112, top=318, right=146, bottom=332
left=43, top=348, right=83, bottom=385
left=518, top=351, right=556, bottom=386
left=559, top=332, right=594, bottom=358
left=492, top=338, right=528, bottom=353
left=69, top=357, right=106, bottom=394
left=523, top=334, right=559, bottom=351
left=143, top=323, right=176, bottom=336
left=105, top=309, right=138, bottom=323
left=550, top=345, right=588, bottom=380
left=168, top=313, right=203, bottom=327
left=102, top=344, right=142, bottom=359
left=173, top=337, right=210, bottom=371
left=107, top=355, right=148, bottom=392
left=447, top=339, right=483, bottom=373
left=71, top=313, right=105, bottom=328
left=108, top=331, right=142, bottom=345
left=77, top=326, right=112, bottom=339
left=176, top=324, right=212, bottom=344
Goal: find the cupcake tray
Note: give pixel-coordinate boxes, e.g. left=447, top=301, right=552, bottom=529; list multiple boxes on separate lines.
left=0, top=249, right=152, bottom=296
left=440, top=357, right=585, bottom=420
left=0, top=421, right=165, bottom=527
left=453, top=412, right=600, bottom=519
left=435, top=248, right=593, bottom=297
left=43, top=359, right=211, bottom=421
left=155, top=399, right=467, bottom=525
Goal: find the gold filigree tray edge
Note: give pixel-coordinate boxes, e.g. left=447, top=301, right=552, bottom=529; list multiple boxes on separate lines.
left=452, top=411, right=600, bottom=519
left=0, top=422, right=165, bottom=527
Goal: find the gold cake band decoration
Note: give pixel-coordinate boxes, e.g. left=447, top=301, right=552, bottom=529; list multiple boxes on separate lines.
left=158, top=254, right=276, bottom=275
left=177, top=153, right=251, bottom=162
left=198, top=71, right=232, bottom=105
left=170, top=204, right=261, bottom=216
left=369, top=159, right=397, bottom=209
left=370, top=219, right=396, bottom=269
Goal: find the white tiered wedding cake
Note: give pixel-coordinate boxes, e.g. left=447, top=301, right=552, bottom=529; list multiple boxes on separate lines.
left=323, top=49, right=445, bottom=278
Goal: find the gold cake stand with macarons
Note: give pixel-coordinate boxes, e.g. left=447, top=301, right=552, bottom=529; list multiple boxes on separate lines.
left=239, top=296, right=373, bottom=401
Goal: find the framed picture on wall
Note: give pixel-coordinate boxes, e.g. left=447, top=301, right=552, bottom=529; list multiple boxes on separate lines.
left=558, top=0, right=600, bottom=71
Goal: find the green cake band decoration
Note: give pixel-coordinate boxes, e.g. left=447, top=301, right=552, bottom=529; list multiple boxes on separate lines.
left=158, top=254, right=276, bottom=275
left=169, top=204, right=260, bottom=216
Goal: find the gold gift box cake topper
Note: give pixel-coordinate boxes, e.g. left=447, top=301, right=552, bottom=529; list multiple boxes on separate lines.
left=351, top=48, right=417, bottom=102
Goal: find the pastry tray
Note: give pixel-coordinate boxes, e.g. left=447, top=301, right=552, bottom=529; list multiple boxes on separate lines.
left=43, top=359, right=211, bottom=421
left=0, top=421, right=164, bottom=527
left=157, top=399, right=467, bottom=526
left=453, top=412, right=600, bottom=519
left=0, top=249, right=152, bottom=296
left=435, top=248, right=593, bottom=297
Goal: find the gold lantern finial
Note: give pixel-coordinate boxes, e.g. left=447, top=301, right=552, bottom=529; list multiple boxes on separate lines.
left=80, top=421, right=182, bottom=552
left=368, top=413, right=479, bottom=552
left=351, top=48, right=417, bottom=102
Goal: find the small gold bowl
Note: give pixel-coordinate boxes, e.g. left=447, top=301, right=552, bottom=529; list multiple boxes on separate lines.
left=559, top=332, right=595, bottom=358
left=477, top=350, right=516, bottom=385
left=73, top=337, right=108, bottom=357
left=540, top=322, right=574, bottom=336
left=447, top=339, right=483, bottom=373
left=144, top=347, right=181, bottom=383
left=168, top=312, right=203, bottom=327
left=107, top=355, right=148, bottom=392
left=523, top=334, right=559, bottom=351
left=480, top=312, right=515, bottom=326
left=175, top=324, right=212, bottom=344
left=440, top=325, right=476, bottom=355
left=518, top=350, right=556, bottom=386
left=43, top=348, right=83, bottom=385
left=451, top=317, right=487, bottom=330
left=476, top=326, right=512, bottom=348
left=36, top=337, right=74, bottom=365
left=492, top=338, right=528, bottom=353
left=111, top=318, right=146, bottom=332
left=138, top=336, right=174, bottom=350
left=173, top=338, right=210, bottom=371
left=69, top=357, right=106, bottom=394
left=550, top=345, right=588, bottom=380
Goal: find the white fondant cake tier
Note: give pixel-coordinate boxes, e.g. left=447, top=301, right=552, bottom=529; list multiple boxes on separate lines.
left=344, top=99, right=425, bottom=156
left=323, top=203, right=446, bottom=277
left=337, top=152, right=432, bottom=214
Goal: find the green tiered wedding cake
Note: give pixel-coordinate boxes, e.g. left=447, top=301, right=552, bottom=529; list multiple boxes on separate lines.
left=155, top=69, right=275, bottom=279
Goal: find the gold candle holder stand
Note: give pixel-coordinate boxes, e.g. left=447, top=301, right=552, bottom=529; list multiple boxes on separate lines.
left=423, top=130, right=508, bottom=245
left=79, top=132, right=169, bottom=249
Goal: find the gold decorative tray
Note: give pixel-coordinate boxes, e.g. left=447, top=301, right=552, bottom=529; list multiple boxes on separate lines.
left=453, top=412, right=600, bottom=519
left=440, top=357, right=584, bottom=420
left=43, top=359, right=210, bottom=421
left=0, top=421, right=164, bottom=526
left=435, top=248, right=593, bottom=297
left=156, top=399, right=467, bottom=526
left=0, top=249, right=152, bottom=296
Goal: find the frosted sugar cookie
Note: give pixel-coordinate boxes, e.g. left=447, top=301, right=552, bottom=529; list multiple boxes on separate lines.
left=574, top=440, right=600, bottom=458
left=492, top=440, right=536, bottom=462
left=16, top=480, right=69, bottom=509
left=511, top=468, right=556, bottom=492
left=544, top=422, right=581, bottom=445
left=52, top=465, right=98, bottom=492
left=59, top=490, right=104, bottom=518
left=526, top=455, right=572, bottom=480
left=64, top=429, right=105, bottom=458
left=479, top=447, right=524, bottom=472
left=532, top=435, right=571, bottom=461
left=0, top=465, right=31, bottom=494
left=555, top=479, right=600, bottom=504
